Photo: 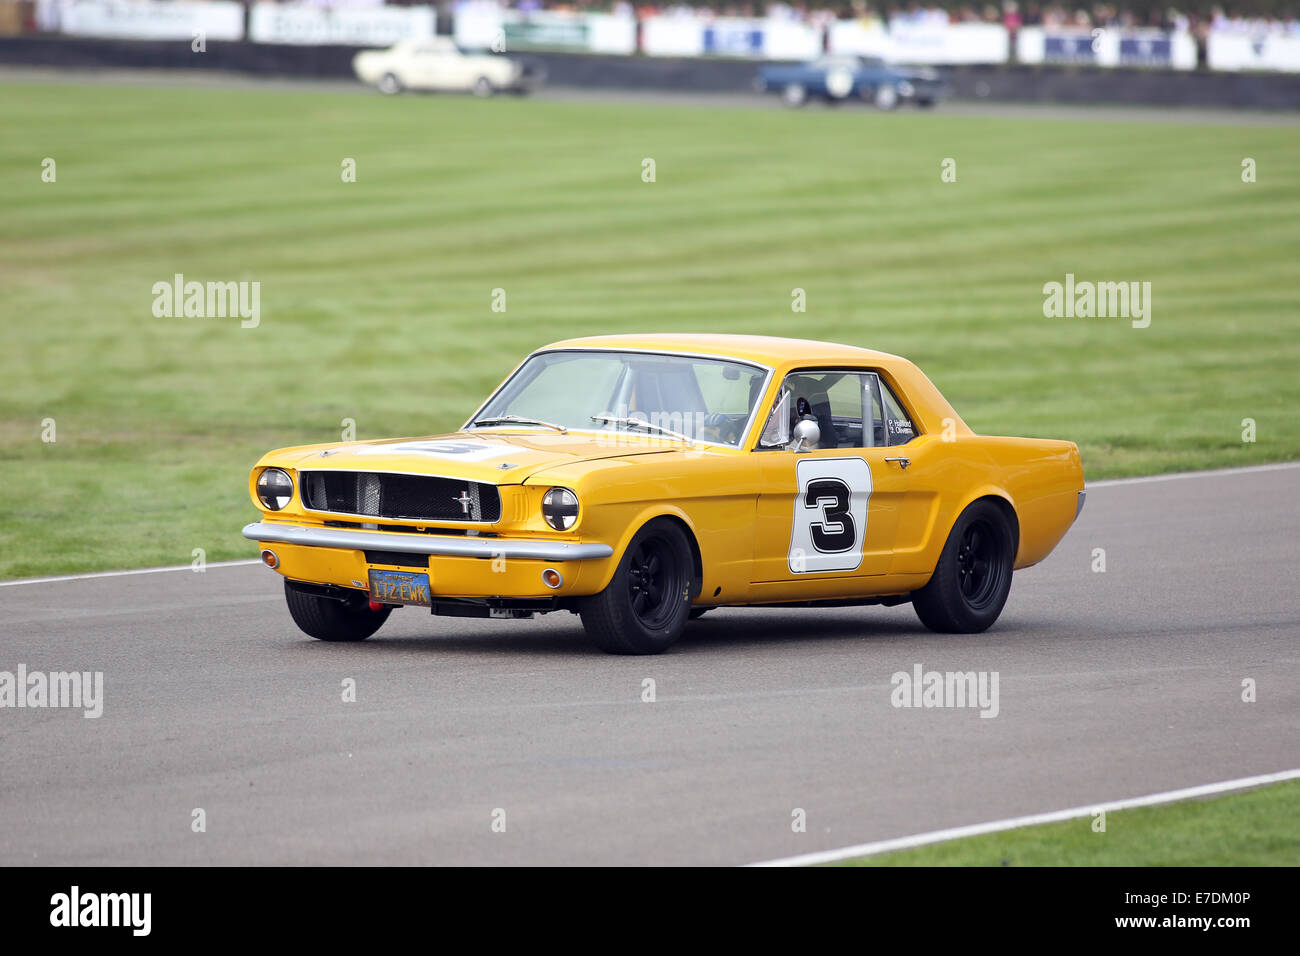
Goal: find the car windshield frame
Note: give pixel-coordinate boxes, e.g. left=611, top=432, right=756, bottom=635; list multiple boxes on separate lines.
left=464, top=347, right=775, bottom=450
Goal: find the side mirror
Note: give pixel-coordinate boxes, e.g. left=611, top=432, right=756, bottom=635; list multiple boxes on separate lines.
left=791, top=417, right=820, bottom=453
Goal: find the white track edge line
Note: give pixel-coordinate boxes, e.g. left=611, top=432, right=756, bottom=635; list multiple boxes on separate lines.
left=747, top=767, right=1300, bottom=867
left=1087, top=461, right=1300, bottom=488
left=2, top=462, right=1295, bottom=587
left=0, top=559, right=260, bottom=587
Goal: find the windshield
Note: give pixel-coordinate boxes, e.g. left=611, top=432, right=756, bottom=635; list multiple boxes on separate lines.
left=469, top=349, right=769, bottom=448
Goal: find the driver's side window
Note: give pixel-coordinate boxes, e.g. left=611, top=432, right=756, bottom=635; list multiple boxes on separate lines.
left=758, top=369, right=916, bottom=450
left=757, top=369, right=862, bottom=451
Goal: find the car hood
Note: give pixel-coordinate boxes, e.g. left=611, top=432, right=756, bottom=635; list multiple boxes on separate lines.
left=259, top=431, right=684, bottom=484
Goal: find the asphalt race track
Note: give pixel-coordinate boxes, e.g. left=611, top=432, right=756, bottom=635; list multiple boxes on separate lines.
left=2, top=464, right=1297, bottom=865
left=4, top=66, right=1300, bottom=127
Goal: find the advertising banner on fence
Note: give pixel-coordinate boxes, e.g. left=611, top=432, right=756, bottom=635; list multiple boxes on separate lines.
left=250, top=3, right=435, bottom=47
left=641, top=14, right=821, bottom=60
left=55, top=0, right=244, bottom=41
left=1016, top=27, right=1098, bottom=65
left=830, top=20, right=1008, bottom=63
left=826, top=20, right=890, bottom=59
left=1017, top=27, right=1196, bottom=69
left=1207, top=30, right=1300, bottom=72
left=1114, top=29, right=1188, bottom=68
left=885, top=21, right=1009, bottom=64
left=453, top=3, right=635, bottom=55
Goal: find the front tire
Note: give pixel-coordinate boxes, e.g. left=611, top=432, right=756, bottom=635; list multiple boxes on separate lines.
left=782, top=83, right=808, bottom=107
left=874, top=84, right=899, bottom=110
left=377, top=73, right=402, bottom=95
left=284, top=581, right=391, bottom=642
left=912, top=500, right=1015, bottom=633
left=579, top=519, right=696, bottom=654
left=472, top=76, right=495, bottom=98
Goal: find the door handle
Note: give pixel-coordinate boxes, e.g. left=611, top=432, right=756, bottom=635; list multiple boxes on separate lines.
left=884, top=456, right=910, bottom=469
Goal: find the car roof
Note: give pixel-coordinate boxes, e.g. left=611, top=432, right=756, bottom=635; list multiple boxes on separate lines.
left=537, top=334, right=906, bottom=371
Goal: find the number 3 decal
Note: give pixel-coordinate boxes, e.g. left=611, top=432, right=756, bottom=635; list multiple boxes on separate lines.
left=788, top=458, right=872, bottom=573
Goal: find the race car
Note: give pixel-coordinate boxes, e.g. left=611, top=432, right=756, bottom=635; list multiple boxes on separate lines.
left=756, top=55, right=948, bottom=109
left=243, top=335, right=1084, bottom=654
left=352, top=37, right=542, bottom=96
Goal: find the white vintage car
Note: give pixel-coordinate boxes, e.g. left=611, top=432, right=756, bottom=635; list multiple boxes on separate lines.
left=353, top=38, right=542, bottom=96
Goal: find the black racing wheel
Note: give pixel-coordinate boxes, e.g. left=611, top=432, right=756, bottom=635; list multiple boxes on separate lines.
left=579, top=519, right=697, bottom=654
left=284, top=581, right=391, bottom=642
left=912, top=500, right=1015, bottom=633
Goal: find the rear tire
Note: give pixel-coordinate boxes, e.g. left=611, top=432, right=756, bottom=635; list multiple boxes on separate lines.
left=912, top=500, right=1015, bottom=633
left=579, top=519, right=697, bottom=654
left=874, top=84, right=899, bottom=110
left=284, top=581, right=391, bottom=642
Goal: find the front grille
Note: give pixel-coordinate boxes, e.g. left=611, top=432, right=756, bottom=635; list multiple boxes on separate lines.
left=301, top=471, right=501, bottom=523
left=323, top=520, right=495, bottom=536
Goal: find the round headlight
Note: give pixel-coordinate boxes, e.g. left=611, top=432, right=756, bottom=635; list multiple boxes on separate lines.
left=541, top=487, right=578, bottom=531
left=257, top=468, right=294, bottom=511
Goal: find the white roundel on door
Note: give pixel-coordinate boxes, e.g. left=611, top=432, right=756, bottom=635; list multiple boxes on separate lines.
left=826, top=68, right=854, bottom=99
left=788, top=457, right=872, bottom=574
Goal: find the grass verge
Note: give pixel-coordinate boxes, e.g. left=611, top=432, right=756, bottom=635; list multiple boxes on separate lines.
left=2, top=82, right=1297, bottom=576
left=834, top=779, right=1300, bottom=865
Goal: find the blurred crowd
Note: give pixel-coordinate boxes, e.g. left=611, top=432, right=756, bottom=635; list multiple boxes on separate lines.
left=439, top=0, right=1300, bottom=35
left=27, top=0, right=1300, bottom=37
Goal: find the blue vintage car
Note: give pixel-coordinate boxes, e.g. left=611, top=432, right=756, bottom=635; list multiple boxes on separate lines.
left=756, top=55, right=948, bottom=109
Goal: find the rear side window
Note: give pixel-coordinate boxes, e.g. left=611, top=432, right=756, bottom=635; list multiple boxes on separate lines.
left=862, top=373, right=916, bottom=447
left=879, top=380, right=916, bottom=446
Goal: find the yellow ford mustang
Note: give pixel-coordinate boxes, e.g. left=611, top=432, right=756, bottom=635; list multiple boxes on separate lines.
left=243, top=334, right=1084, bottom=654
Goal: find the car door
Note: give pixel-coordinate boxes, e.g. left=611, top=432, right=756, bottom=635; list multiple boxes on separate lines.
left=412, top=39, right=463, bottom=90
left=750, top=369, right=907, bottom=593
left=433, top=39, right=475, bottom=90
left=401, top=42, right=440, bottom=88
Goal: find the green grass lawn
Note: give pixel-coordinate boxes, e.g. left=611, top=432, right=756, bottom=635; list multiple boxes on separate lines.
left=2, top=82, right=1297, bottom=577
left=834, top=779, right=1300, bottom=866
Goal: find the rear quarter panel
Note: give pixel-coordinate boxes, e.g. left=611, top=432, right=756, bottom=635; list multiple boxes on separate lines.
left=891, top=434, right=1084, bottom=575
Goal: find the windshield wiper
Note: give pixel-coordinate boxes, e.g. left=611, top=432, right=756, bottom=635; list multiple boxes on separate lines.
left=471, top=415, right=567, bottom=434
left=591, top=414, right=695, bottom=445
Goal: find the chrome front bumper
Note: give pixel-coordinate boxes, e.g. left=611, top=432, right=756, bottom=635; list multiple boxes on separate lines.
left=242, top=522, right=613, bottom=561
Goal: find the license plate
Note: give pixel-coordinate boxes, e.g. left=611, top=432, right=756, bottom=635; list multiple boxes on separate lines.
left=368, top=569, right=431, bottom=607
